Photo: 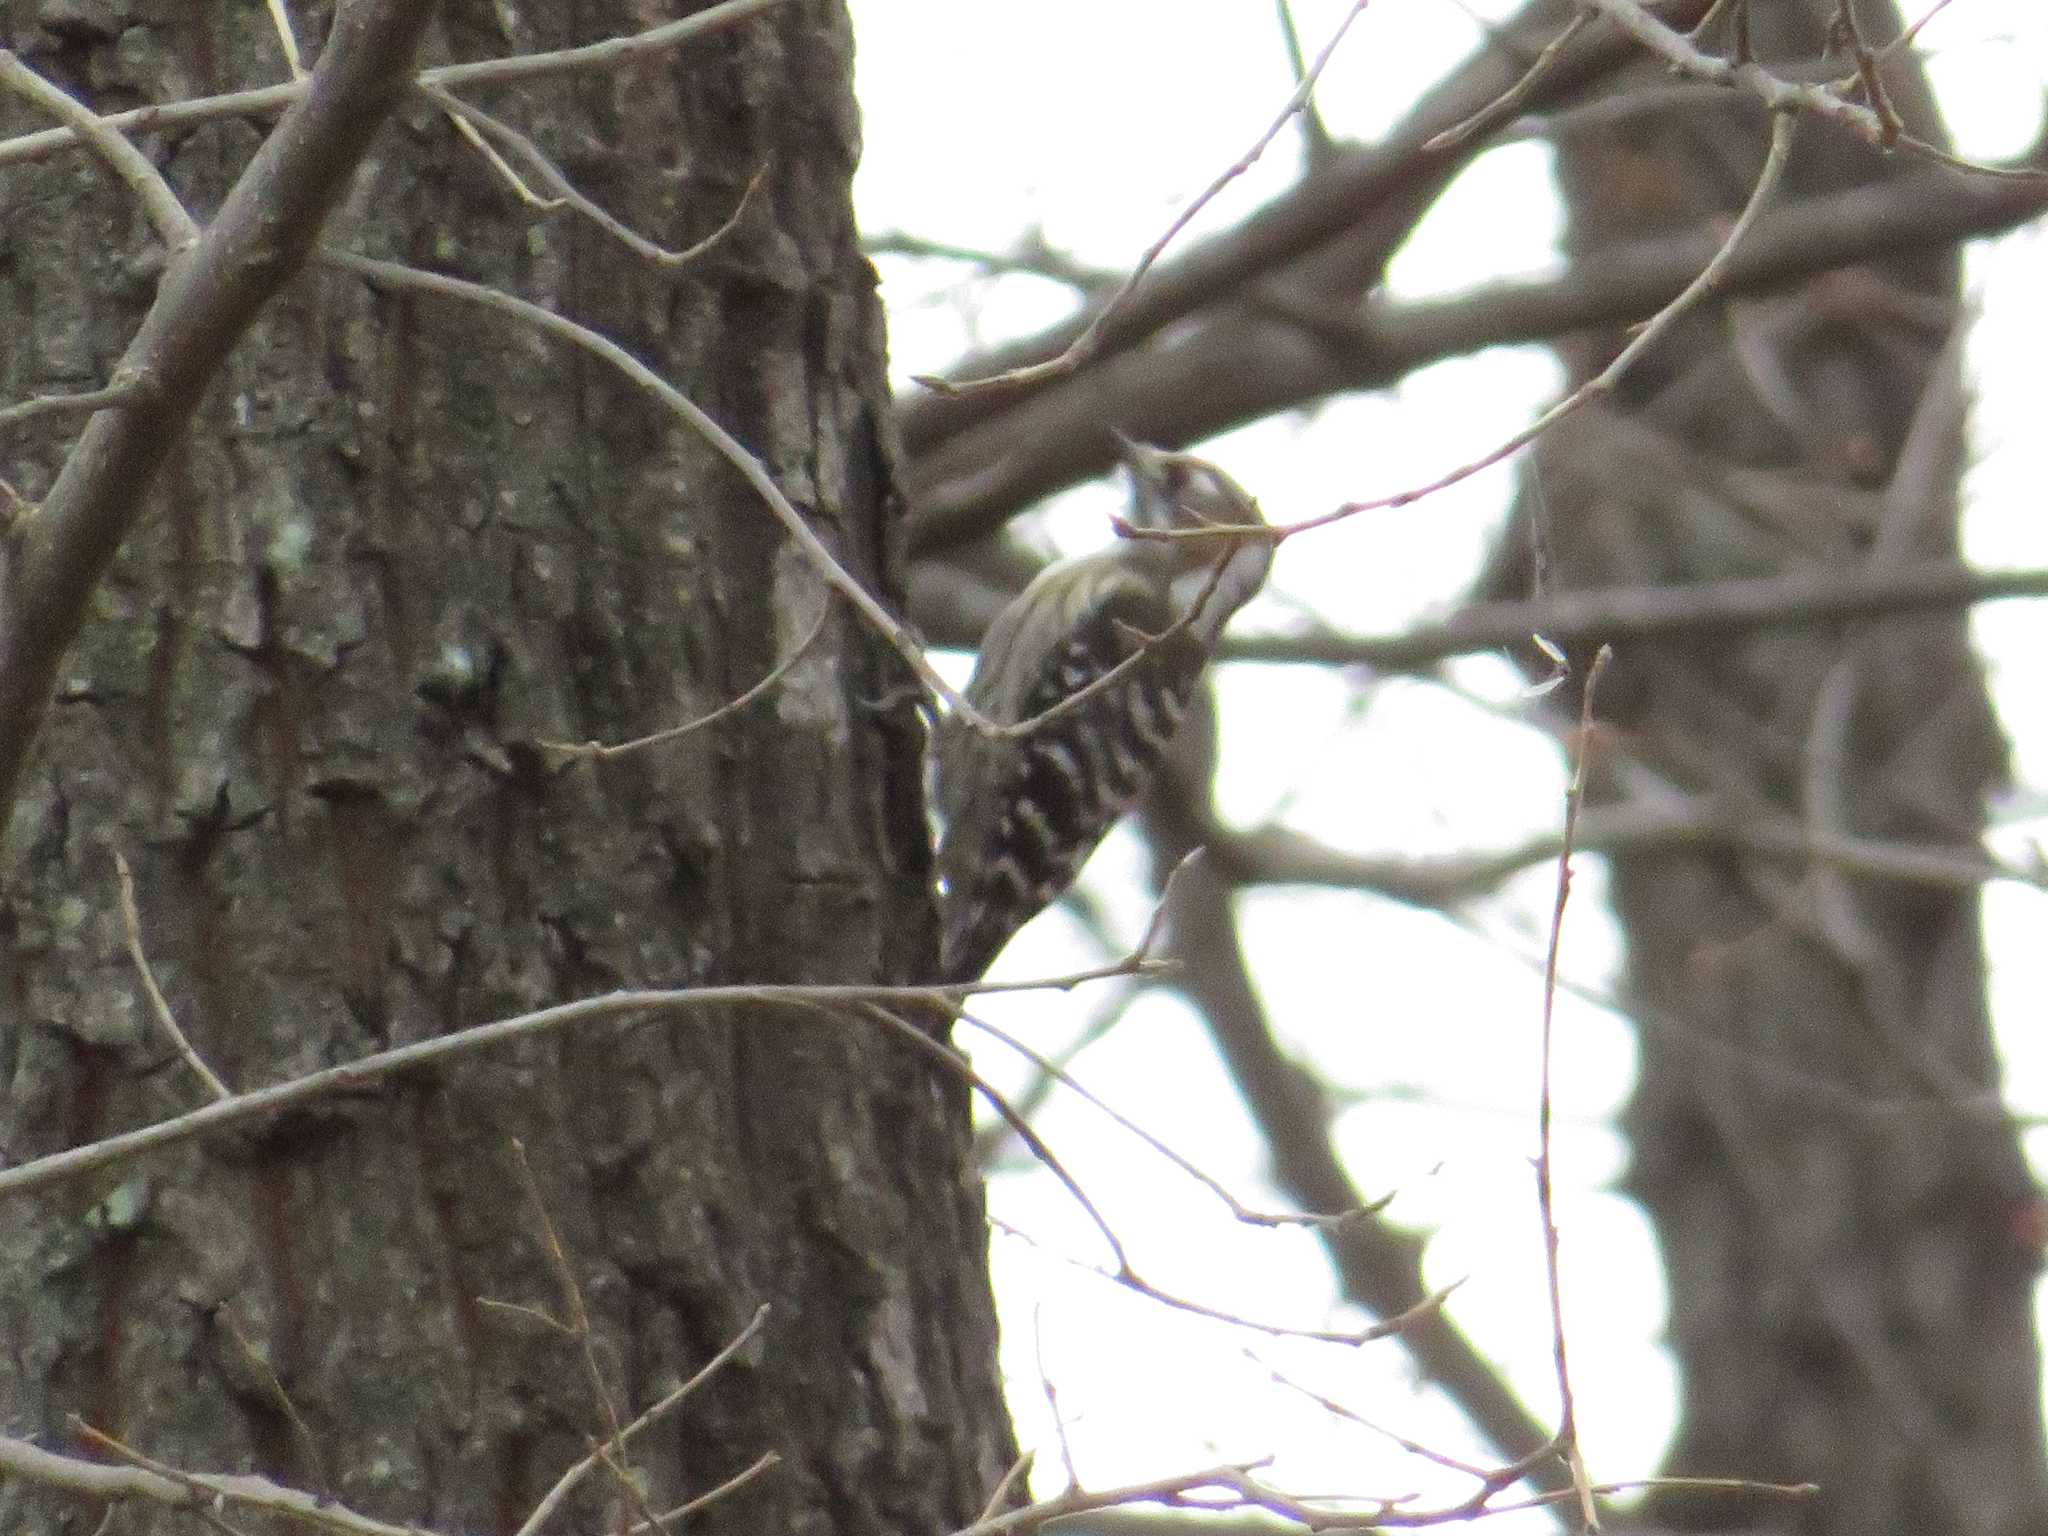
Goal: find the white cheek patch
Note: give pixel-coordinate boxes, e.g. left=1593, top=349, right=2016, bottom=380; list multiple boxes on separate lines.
left=1168, top=543, right=1273, bottom=641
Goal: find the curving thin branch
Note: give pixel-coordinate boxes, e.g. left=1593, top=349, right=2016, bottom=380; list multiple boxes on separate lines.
left=0, top=957, right=1144, bottom=1204
left=321, top=251, right=989, bottom=730
left=1287, top=107, right=1800, bottom=536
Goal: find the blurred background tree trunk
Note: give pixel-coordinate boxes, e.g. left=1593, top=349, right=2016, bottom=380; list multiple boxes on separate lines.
left=1480, top=3, right=2047, bottom=1529
left=0, top=4, right=1016, bottom=1532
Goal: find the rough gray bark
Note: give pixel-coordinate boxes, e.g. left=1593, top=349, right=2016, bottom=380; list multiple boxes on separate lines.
left=0, top=5, right=1016, bottom=1533
left=1482, top=5, right=2047, bottom=1531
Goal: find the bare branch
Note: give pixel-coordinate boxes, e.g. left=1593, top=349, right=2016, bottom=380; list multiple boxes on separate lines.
left=0, top=1427, right=431, bottom=1536
left=959, top=1005, right=1375, bottom=1231
left=1584, top=0, right=2047, bottom=180
left=0, top=50, right=199, bottom=251
left=904, top=149, right=2048, bottom=554
left=113, top=851, right=231, bottom=1101
left=0, top=961, right=1139, bottom=1204
left=1291, top=108, right=1800, bottom=536
left=862, top=1001, right=1418, bottom=1345
left=866, top=229, right=1118, bottom=292
left=425, top=84, right=767, bottom=267
left=213, top=1308, right=329, bottom=1500
left=1216, top=560, right=2048, bottom=672
left=913, top=0, right=1371, bottom=400
left=945, top=1461, right=1274, bottom=1536
left=1138, top=745, right=1565, bottom=1487
left=539, top=598, right=831, bottom=764
left=898, top=1, right=1717, bottom=460
left=0, top=376, right=151, bottom=433
left=1532, top=645, right=1614, bottom=1529
left=1424, top=10, right=1594, bottom=152
left=501, top=1140, right=640, bottom=1522
left=321, top=252, right=989, bottom=731
left=1216, top=793, right=2039, bottom=906
left=514, top=1306, right=771, bottom=1536
left=629, top=1453, right=782, bottom=1530
left=264, top=0, right=306, bottom=79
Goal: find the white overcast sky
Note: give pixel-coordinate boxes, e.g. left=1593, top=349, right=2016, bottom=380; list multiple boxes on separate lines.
left=850, top=2, right=2048, bottom=1521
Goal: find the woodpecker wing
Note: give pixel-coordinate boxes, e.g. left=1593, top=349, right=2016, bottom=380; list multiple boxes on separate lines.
left=936, top=551, right=1207, bottom=983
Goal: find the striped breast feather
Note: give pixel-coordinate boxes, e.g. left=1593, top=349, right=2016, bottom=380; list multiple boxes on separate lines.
left=936, top=554, right=1207, bottom=982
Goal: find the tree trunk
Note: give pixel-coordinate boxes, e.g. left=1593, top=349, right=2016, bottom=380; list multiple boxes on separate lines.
left=1484, top=5, right=2048, bottom=1530
left=0, top=5, right=1016, bottom=1532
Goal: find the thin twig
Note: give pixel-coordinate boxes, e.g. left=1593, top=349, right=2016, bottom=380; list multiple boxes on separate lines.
left=502, top=1140, right=646, bottom=1527
left=1290, top=107, right=1799, bottom=537
left=215, top=1309, right=329, bottom=1499
left=1827, top=0, right=1897, bottom=145
left=972, top=977, right=1143, bottom=1167
left=1424, top=10, right=1593, bottom=151
left=426, top=84, right=766, bottom=266
left=1272, top=0, right=1338, bottom=162
left=958, top=1005, right=1377, bottom=1231
left=860, top=1002, right=1439, bottom=1345
left=1033, top=1303, right=1081, bottom=1488
left=972, top=1453, right=1037, bottom=1527
left=55, top=1420, right=424, bottom=1536
left=1581, top=0, right=2046, bottom=181
left=864, top=229, right=1117, bottom=291
left=265, top=0, right=306, bottom=78
left=539, top=600, right=829, bottom=763
left=441, top=99, right=559, bottom=208
left=1254, top=1353, right=1492, bottom=1479
left=114, top=850, right=231, bottom=1101
left=588, top=1440, right=675, bottom=1536
left=513, top=1306, right=770, bottom=1536
left=1483, top=1474, right=1820, bottom=1517
left=628, top=1453, right=781, bottom=1530
left=1534, top=644, right=1614, bottom=1531
left=914, top=0, right=1371, bottom=401
left=321, top=251, right=985, bottom=728
left=0, top=377, right=151, bottom=433
left=0, top=51, right=199, bottom=250
left=1886, top=0, right=1957, bottom=56
left=1216, top=559, right=2048, bottom=674
left=944, top=1460, right=1273, bottom=1536
left=0, top=958, right=1146, bottom=1203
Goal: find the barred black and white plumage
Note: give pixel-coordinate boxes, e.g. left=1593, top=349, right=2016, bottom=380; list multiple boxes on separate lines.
left=934, top=439, right=1272, bottom=984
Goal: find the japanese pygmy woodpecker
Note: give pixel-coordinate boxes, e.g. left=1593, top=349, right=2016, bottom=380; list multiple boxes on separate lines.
left=933, top=438, right=1273, bottom=983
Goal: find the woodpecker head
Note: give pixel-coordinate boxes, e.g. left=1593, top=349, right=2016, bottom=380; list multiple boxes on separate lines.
left=931, top=436, right=1278, bottom=983
left=1115, top=433, right=1265, bottom=535
left=1112, top=433, right=1274, bottom=636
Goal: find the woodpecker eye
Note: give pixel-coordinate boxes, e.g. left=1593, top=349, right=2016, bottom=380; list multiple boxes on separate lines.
left=1162, top=463, right=1208, bottom=524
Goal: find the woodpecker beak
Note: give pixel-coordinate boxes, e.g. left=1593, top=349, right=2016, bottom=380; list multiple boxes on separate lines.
left=1110, top=430, right=1166, bottom=476
left=1111, top=433, right=1182, bottom=516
